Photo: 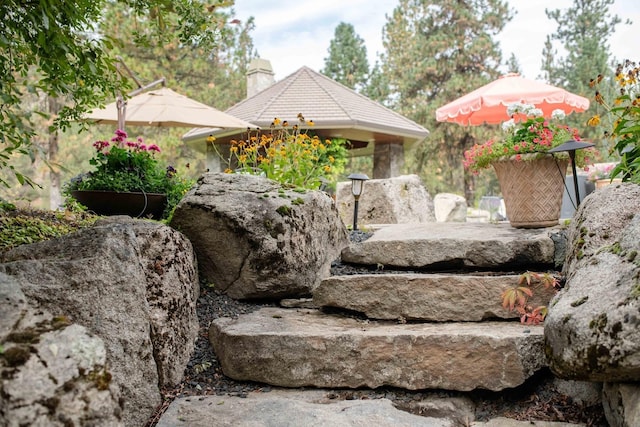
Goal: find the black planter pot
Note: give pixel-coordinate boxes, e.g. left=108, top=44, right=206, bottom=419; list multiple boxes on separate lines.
left=71, top=190, right=167, bottom=220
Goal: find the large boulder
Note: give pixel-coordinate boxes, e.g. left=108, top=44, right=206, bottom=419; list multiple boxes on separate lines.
left=1, top=273, right=124, bottom=426
left=0, top=218, right=199, bottom=427
left=336, top=174, right=436, bottom=226
left=433, top=193, right=467, bottom=222
left=170, top=173, right=348, bottom=299
left=545, top=183, right=640, bottom=381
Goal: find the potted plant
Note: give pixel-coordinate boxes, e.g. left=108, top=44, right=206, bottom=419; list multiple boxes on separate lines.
left=65, top=129, right=193, bottom=220
left=464, top=104, right=595, bottom=228
left=587, top=162, right=621, bottom=189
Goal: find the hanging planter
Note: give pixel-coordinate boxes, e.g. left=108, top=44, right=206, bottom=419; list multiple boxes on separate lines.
left=492, top=155, right=568, bottom=228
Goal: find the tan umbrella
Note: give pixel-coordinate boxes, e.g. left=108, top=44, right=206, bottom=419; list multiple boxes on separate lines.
left=436, top=73, right=590, bottom=126
left=85, top=87, right=255, bottom=130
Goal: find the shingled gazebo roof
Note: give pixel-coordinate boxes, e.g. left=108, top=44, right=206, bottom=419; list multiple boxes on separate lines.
left=183, top=66, right=429, bottom=156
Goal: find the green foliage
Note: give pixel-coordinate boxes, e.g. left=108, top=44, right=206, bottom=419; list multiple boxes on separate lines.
left=0, top=0, right=235, bottom=189
left=220, top=115, right=348, bottom=190
left=379, top=0, right=512, bottom=202
left=321, top=22, right=369, bottom=92
left=64, top=130, right=194, bottom=219
left=541, top=0, right=628, bottom=144
left=0, top=209, right=98, bottom=254
left=588, top=60, right=640, bottom=184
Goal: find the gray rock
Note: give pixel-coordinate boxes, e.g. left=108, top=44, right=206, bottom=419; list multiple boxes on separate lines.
left=157, top=389, right=453, bottom=427
left=0, top=219, right=199, bottom=427
left=602, top=382, right=640, bottom=427
left=1, top=273, right=123, bottom=427
left=336, top=174, right=436, bottom=226
left=471, top=418, right=585, bottom=426
left=545, top=183, right=640, bottom=381
left=341, top=223, right=558, bottom=269
left=396, top=395, right=475, bottom=426
left=433, top=193, right=467, bottom=222
left=314, top=273, right=558, bottom=322
left=552, top=378, right=602, bottom=406
left=210, top=307, right=546, bottom=392
left=170, top=172, right=348, bottom=299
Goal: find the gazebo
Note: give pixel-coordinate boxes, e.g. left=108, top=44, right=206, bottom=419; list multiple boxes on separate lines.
left=182, top=61, right=429, bottom=178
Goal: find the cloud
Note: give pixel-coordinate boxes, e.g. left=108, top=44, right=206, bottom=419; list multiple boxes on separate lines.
left=233, top=0, right=640, bottom=81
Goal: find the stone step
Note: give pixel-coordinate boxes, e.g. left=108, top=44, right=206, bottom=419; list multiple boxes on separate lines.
left=341, top=223, right=563, bottom=270
left=314, top=273, right=558, bottom=322
left=157, top=390, right=454, bottom=427
left=209, top=307, right=545, bottom=392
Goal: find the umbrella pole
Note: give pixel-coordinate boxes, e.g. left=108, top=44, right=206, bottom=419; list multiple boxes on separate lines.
left=117, top=96, right=125, bottom=131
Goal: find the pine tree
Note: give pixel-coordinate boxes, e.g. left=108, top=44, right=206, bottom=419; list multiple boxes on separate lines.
left=321, top=22, right=369, bottom=91
left=542, top=0, right=629, bottom=148
left=380, top=0, right=512, bottom=202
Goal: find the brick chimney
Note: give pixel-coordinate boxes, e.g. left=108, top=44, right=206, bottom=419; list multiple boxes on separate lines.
left=246, top=58, right=275, bottom=98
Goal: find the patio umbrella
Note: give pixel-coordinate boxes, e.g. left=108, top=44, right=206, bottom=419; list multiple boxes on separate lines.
left=435, top=73, right=589, bottom=126
left=85, top=87, right=255, bottom=130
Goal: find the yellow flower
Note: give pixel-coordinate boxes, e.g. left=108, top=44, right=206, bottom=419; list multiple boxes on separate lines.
left=306, top=120, right=315, bottom=126
left=587, top=115, right=600, bottom=127
left=230, top=146, right=238, bottom=153
left=206, top=135, right=216, bottom=143
left=224, top=168, right=233, bottom=174
left=273, top=117, right=281, bottom=126
left=323, top=165, right=331, bottom=172
left=329, top=155, right=335, bottom=163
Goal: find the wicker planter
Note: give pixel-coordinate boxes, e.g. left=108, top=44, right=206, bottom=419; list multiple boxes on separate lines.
left=492, top=155, right=569, bottom=228
left=71, top=190, right=167, bottom=220
left=595, top=178, right=622, bottom=189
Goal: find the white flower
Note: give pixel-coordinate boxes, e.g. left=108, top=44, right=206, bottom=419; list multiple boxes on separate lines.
left=551, top=109, right=566, bottom=120
left=506, top=102, right=539, bottom=118
left=530, top=108, right=543, bottom=118
left=502, top=119, right=516, bottom=132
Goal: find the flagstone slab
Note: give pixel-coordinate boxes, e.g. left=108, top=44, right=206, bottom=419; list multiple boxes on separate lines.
left=341, top=223, right=560, bottom=269
left=157, top=390, right=452, bottom=427
left=209, top=307, right=545, bottom=392
left=314, top=273, right=558, bottom=321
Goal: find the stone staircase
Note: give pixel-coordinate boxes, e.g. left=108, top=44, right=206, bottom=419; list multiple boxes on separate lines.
left=209, top=223, right=565, bottom=393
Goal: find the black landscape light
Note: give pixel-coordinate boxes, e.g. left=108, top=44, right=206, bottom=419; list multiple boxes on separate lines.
left=347, top=173, right=369, bottom=231
left=548, top=139, right=595, bottom=206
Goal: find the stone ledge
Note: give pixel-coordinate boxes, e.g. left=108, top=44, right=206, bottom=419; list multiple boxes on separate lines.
left=210, top=307, right=546, bottom=392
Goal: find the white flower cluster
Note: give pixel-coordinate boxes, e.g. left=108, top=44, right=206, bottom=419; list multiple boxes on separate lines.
left=506, top=102, right=540, bottom=117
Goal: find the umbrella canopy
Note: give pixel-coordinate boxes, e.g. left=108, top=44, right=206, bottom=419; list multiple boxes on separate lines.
left=85, top=87, right=255, bottom=129
left=435, top=73, right=590, bottom=126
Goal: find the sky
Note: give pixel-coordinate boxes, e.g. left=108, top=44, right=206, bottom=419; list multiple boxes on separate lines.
left=231, top=0, right=640, bottom=82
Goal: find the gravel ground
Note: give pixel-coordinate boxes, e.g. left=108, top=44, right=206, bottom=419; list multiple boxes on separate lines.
left=145, top=231, right=608, bottom=427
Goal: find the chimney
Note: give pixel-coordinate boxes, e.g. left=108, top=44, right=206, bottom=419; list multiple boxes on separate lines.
left=246, top=58, right=275, bottom=98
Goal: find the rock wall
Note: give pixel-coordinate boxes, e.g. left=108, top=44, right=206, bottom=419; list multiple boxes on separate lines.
left=0, top=218, right=199, bottom=427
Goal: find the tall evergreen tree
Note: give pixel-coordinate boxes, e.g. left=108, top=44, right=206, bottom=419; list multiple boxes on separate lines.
left=541, top=0, right=628, bottom=147
left=321, top=22, right=369, bottom=91
left=380, top=0, right=512, bottom=202
left=505, top=53, right=522, bottom=75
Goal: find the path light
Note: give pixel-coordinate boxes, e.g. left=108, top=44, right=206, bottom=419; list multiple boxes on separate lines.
left=549, top=139, right=595, bottom=206
left=347, top=173, right=369, bottom=231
